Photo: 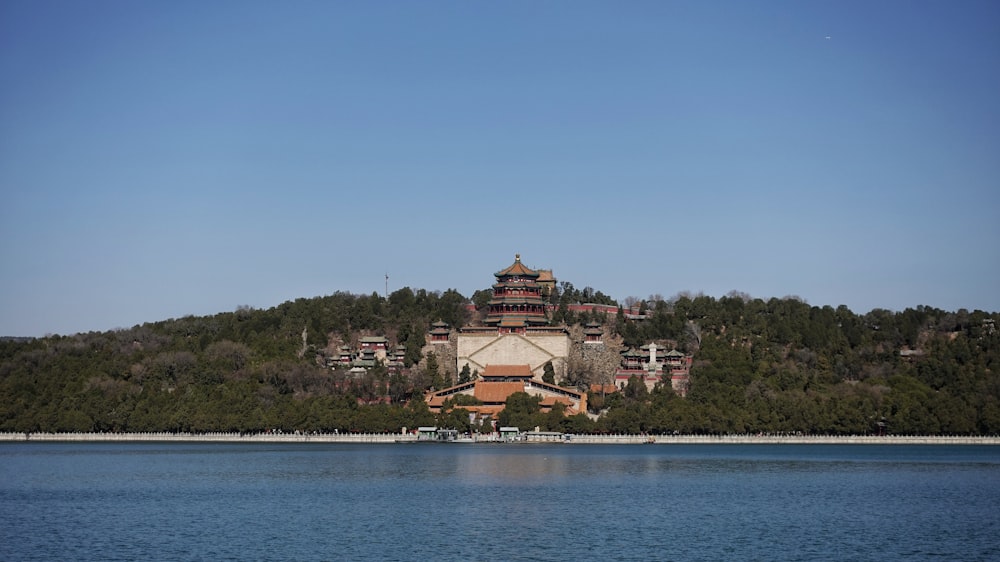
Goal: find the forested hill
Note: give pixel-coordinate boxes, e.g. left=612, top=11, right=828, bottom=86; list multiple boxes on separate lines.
left=1, top=286, right=998, bottom=435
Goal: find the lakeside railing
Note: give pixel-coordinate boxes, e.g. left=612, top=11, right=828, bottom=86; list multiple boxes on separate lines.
left=0, top=432, right=409, bottom=443
left=1, top=432, right=997, bottom=445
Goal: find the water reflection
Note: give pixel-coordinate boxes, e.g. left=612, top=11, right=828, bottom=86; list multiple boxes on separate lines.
left=3, top=443, right=999, bottom=562
left=455, top=451, right=573, bottom=482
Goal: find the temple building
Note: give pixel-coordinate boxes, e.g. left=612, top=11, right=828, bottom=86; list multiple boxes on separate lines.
left=429, top=321, right=452, bottom=343
left=426, top=364, right=587, bottom=422
left=583, top=322, right=604, bottom=345
left=327, top=336, right=408, bottom=375
left=483, top=254, right=550, bottom=332
left=536, top=269, right=556, bottom=299
left=614, top=343, right=692, bottom=396
left=458, top=255, right=570, bottom=379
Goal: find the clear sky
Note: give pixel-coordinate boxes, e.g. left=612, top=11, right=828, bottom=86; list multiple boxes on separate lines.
left=2, top=1, right=998, bottom=336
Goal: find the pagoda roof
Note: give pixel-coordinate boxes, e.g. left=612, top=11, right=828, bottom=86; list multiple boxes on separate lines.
left=494, top=254, right=540, bottom=279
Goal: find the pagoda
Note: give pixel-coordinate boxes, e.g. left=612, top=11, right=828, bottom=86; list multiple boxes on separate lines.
left=457, top=254, right=570, bottom=381
left=484, top=254, right=550, bottom=333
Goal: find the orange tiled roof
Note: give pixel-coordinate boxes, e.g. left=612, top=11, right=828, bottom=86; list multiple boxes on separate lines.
left=474, top=381, right=528, bottom=403
left=494, top=254, right=539, bottom=279
left=482, top=364, right=533, bottom=378
left=460, top=405, right=505, bottom=417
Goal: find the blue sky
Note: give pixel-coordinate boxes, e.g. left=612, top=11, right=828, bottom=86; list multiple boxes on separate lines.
left=1, top=1, right=998, bottom=336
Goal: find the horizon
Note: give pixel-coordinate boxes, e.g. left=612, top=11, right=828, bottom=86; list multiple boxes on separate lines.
left=2, top=1, right=999, bottom=337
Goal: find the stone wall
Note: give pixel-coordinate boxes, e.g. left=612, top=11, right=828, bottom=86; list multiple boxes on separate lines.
left=4, top=432, right=997, bottom=445
left=457, top=332, right=570, bottom=379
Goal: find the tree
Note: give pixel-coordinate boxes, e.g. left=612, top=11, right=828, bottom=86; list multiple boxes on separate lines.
left=624, top=375, right=649, bottom=402
left=498, top=392, right=541, bottom=429
left=388, top=373, right=409, bottom=404
left=405, top=392, right=436, bottom=428
left=471, top=289, right=492, bottom=310
left=542, top=361, right=556, bottom=384
left=458, top=363, right=472, bottom=384
left=425, top=352, right=443, bottom=390
left=563, top=355, right=593, bottom=389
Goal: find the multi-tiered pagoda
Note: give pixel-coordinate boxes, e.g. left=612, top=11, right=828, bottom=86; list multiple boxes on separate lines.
left=458, top=254, right=569, bottom=381
left=484, top=254, right=550, bottom=334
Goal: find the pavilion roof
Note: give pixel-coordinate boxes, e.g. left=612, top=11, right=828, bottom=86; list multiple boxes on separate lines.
left=494, top=254, right=540, bottom=279
left=539, top=395, right=574, bottom=407
left=459, top=405, right=505, bottom=417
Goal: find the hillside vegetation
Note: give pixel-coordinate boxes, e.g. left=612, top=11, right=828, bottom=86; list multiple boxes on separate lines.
left=1, top=286, right=997, bottom=435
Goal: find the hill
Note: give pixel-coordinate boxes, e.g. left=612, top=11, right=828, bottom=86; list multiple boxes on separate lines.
left=1, top=287, right=997, bottom=435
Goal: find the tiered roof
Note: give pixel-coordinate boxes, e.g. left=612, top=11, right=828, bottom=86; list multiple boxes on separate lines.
left=485, top=254, right=549, bottom=331
left=494, top=254, right=540, bottom=279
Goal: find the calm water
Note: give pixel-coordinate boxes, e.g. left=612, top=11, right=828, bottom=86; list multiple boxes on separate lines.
left=1, top=443, right=998, bottom=561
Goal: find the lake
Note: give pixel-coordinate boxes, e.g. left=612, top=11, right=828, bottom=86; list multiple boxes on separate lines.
left=1, top=443, right=998, bottom=561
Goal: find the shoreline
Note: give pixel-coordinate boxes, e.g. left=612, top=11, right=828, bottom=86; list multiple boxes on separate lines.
left=1, top=432, right=998, bottom=445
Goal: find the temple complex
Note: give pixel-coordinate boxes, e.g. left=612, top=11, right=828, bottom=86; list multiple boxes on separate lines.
left=615, top=343, right=692, bottom=396
left=326, top=255, right=694, bottom=419
left=327, top=336, right=407, bottom=375
left=425, top=364, right=587, bottom=422
left=458, top=255, right=570, bottom=379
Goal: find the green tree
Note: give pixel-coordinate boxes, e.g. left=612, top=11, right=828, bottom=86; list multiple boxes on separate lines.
left=624, top=375, right=649, bottom=402
left=425, top=352, right=443, bottom=390
left=498, top=392, right=541, bottom=430
left=542, top=361, right=556, bottom=384
left=471, top=289, right=492, bottom=309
